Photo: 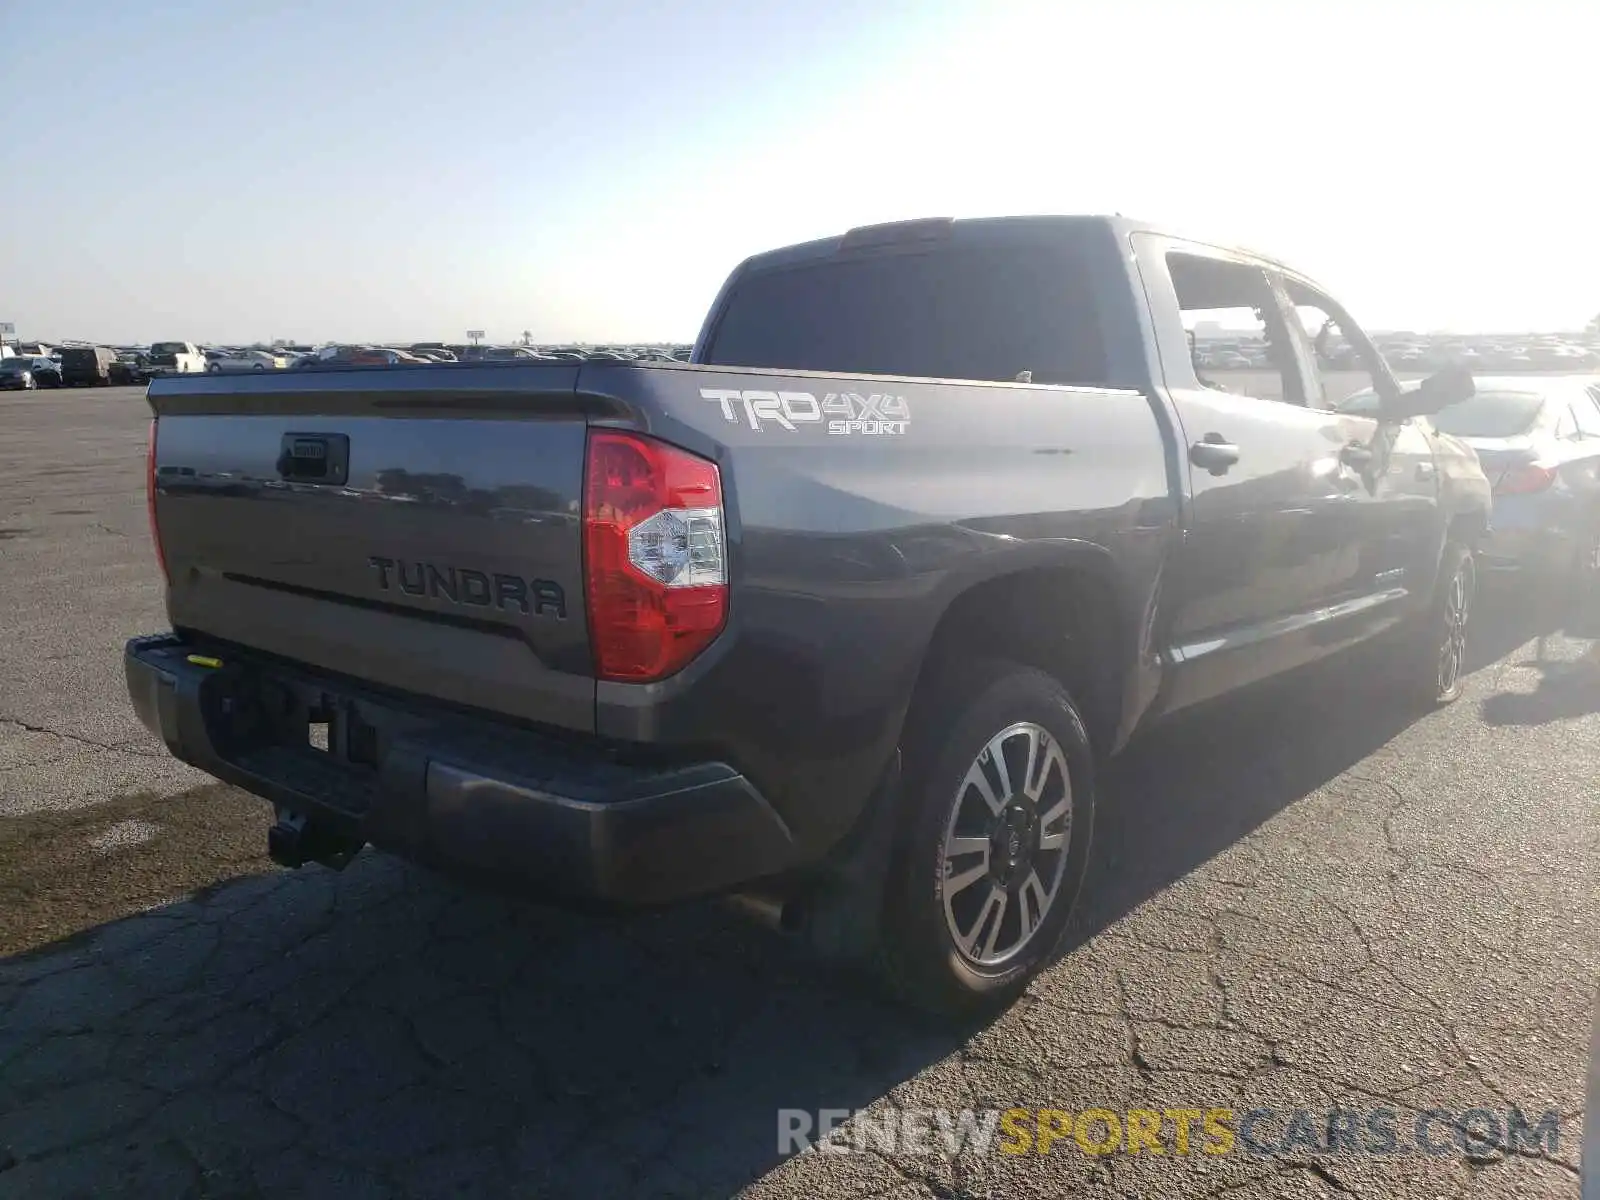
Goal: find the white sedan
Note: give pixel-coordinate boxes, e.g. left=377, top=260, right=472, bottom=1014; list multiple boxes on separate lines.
left=206, top=351, right=288, bottom=374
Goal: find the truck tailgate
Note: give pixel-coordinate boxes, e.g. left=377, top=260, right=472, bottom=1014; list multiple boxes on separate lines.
left=148, top=366, right=599, bottom=732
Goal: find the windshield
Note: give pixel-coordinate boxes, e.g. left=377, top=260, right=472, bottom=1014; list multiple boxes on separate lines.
left=150, top=343, right=186, bottom=355
left=1428, top=390, right=1549, bottom=438
left=0, top=359, right=27, bottom=372
left=705, top=245, right=1107, bottom=385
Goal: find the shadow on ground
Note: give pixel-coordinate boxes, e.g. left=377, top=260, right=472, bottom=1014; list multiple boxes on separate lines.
left=1478, top=580, right=1600, bottom=728
left=0, top=602, right=1557, bottom=1199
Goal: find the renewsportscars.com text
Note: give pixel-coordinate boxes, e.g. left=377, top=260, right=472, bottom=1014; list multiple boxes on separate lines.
left=778, top=1106, right=1563, bottom=1159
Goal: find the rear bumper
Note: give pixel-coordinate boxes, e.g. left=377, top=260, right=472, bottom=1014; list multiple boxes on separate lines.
left=124, top=634, right=798, bottom=906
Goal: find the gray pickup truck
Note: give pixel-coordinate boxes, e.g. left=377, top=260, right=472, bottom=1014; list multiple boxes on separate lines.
left=126, top=215, right=1490, bottom=1014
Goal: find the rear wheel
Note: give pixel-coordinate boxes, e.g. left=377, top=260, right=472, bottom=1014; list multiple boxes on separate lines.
left=876, top=659, right=1095, bottom=1017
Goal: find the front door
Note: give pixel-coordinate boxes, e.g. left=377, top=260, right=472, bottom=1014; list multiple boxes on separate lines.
left=1276, top=276, right=1442, bottom=610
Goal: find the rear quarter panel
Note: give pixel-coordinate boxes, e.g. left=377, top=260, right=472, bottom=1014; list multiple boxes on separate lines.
left=577, top=362, right=1176, bottom=853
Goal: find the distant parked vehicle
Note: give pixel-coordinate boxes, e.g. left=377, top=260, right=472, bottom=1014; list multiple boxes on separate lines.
left=110, top=352, right=153, bottom=386
left=350, top=347, right=427, bottom=366
left=23, top=355, right=60, bottom=387
left=408, top=343, right=457, bottom=361
left=1205, top=349, right=1252, bottom=368
left=296, top=346, right=429, bottom=369
left=0, top=355, right=61, bottom=390
left=207, top=351, right=288, bottom=373
left=147, top=342, right=208, bottom=376
left=59, top=345, right=119, bottom=386
left=1342, top=376, right=1600, bottom=586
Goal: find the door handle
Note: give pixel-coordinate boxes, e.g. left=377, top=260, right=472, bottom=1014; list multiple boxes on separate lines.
left=1189, top=434, right=1240, bottom=476
left=1339, top=442, right=1374, bottom=468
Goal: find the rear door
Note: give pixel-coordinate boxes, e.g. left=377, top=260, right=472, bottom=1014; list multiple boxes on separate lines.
left=149, top=364, right=596, bottom=730
left=1132, top=235, right=1382, bottom=709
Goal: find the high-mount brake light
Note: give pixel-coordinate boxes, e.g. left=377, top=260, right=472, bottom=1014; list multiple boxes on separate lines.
left=147, top=419, right=169, bottom=583
left=583, top=430, right=727, bottom=682
left=837, top=216, right=954, bottom=254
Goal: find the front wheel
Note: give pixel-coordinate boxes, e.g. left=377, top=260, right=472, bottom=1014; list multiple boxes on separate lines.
left=1393, top=542, right=1475, bottom=705
left=876, top=659, right=1095, bottom=1017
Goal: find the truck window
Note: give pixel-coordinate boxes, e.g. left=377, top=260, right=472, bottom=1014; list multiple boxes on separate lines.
left=1166, top=254, right=1304, bottom=406
left=1279, top=280, right=1391, bottom=413
left=705, top=246, right=1107, bottom=386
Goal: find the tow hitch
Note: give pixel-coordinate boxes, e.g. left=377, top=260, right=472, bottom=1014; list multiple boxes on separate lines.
left=268, top=808, right=365, bottom=870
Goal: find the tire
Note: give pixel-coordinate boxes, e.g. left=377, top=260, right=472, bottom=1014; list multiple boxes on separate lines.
left=876, top=658, right=1096, bottom=1017
left=1393, top=541, right=1475, bottom=705
left=252, top=364, right=265, bottom=372
left=206, top=363, right=220, bottom=374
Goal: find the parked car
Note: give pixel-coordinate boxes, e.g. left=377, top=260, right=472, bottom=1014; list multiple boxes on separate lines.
left=58, top=345, right=119, bottom=386
left=146, top=342, right=208, bottom=376
left=1206, top=349, right=1253, bottom=368
left=351, top=347, right=427, bottom=366
left=297, top=345, right=429, bottom=368
left=110, top=352, right=154, bottom=386
left=1343, top=376, right=1600, bottom=582
left=0, top=355, right=62, bottom=389
left=1, top=356, right=46, bottom=390
left=206, top=351, right=288, bottom=373
left=128, top=215, right=1486, bottom=1016
left=409, top=344, right=458, bottom=361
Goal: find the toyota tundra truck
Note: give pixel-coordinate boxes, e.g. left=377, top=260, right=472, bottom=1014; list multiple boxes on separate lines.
left=126, top=216, right=1489, bottom=1014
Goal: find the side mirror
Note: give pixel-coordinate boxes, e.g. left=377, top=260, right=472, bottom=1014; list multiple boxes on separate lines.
left=1381, top=362, right=1475, bottom=422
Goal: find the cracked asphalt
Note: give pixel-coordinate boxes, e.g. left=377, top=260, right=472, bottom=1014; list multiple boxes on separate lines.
left=1, top=386, right=1597, bottom=1198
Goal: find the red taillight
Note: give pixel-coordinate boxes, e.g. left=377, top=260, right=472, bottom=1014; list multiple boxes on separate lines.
left=1493, top=463, right=1558, bottom=496
left=147, top=418, right=170, bottom=583
left=583, top=430, right=728, bottom=682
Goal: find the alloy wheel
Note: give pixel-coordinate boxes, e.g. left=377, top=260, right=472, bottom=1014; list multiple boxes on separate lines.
left=939, top=721, right=1073, bottom=968
left=1438, top=558, right=1472, bottom=696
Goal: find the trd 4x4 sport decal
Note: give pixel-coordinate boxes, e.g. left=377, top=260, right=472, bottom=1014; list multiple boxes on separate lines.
left=700, top=388, right=910, bottom=435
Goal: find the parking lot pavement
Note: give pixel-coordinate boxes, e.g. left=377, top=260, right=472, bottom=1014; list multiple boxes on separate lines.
left=0, top=388, right=208, bottom=817
left=1, top=389, right=1596, bottom=1199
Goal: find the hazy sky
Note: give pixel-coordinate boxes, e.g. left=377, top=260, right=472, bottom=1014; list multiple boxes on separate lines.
left=4, top=0, right=1597, bottom=344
